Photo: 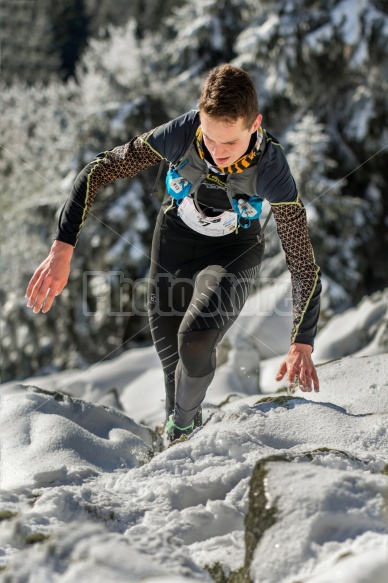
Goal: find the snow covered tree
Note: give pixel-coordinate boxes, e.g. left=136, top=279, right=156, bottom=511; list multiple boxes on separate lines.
left=139, top=0, right=260, bottom=117
left=2, top=0, right=388, bottom=382
left=285, top=113, right=378, bottom=296
left=44, top=0, right=90, bottom=80
left=1, top=21, right=166, bottom=381
left=1, top=80, right=83, bottom=380
left=234, top=0, right=388, bottom=300
left=0, top=1, right=59, bottom=85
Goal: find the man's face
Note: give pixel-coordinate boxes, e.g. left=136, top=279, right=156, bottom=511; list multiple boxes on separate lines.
left=200, top=113, right=262, bottom=167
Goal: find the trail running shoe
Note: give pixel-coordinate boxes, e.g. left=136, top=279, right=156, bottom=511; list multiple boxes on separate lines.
left=166, top=415, right=194, bottom=442
left=166, top=406, right=203, bottom=443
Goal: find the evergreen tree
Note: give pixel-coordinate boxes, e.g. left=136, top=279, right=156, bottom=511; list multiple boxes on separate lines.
left=0, top=0, right=180, bottom=85
left=2, top=0, right=388, bottom=381
left=85, top=0, right=180, bottom=40
left=235, top=0, right=388, bottom=299
left=285, top=113, right=377, bottom=291
left=137, top=0, right=260, bottom=118
left=1, top=23, right=165, bottom=381
left=44, top=0, right=90, bottom=81
left=0, top=1, right=59, bottom=85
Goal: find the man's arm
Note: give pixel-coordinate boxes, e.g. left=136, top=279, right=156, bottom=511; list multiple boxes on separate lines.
left=271, top=197, right=322, bottom=392
left=26, top=110, right=200, bottom=313
left=56, top=137, right=161, bottom=247
left=56, top=110, right=200, bottom=246
left=271, top=198, right=322, bottom=347
left=26, top=137, right=161, bottom=312
left=258, top=133, right=321, bottom=391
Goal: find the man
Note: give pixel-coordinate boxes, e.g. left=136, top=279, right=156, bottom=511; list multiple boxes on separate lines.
left=26, top=64, right=321, bottom=442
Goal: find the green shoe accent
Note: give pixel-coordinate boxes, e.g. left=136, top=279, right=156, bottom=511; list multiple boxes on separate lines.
left=166, top=415, right=175, bottom=435
left=175, top=421, right=195, bottom=431
left=166, top=415, right=194, bottom=441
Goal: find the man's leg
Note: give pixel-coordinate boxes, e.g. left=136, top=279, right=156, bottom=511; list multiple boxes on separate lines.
left=148, top=311, right=181, bottom=418
left=173, top=263, right=261, bottom=429
left=148, top=273, right=194, bottom=420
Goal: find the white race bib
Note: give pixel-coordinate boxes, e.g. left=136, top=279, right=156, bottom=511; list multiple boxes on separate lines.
left=177, top=197, right=237, bottom=237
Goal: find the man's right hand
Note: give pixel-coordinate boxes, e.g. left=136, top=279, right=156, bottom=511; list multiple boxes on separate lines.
left=26, top=240, right=74, bottom=313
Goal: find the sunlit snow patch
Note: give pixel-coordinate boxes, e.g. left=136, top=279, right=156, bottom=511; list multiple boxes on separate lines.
left=0, top=385, right=157, bottom=490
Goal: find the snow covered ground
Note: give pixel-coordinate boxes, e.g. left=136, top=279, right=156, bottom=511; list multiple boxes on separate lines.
left=1, top=288, right=388, bottom=582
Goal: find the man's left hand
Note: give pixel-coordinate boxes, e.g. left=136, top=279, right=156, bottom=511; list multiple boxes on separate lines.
left=276, top=343, right=319, bottom=393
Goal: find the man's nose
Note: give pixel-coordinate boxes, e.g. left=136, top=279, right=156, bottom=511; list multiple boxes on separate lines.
left=212, top=143, right=226, bottom=157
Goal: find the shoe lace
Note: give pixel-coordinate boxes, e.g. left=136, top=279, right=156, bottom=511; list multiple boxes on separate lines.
left=166, top=415, right=194, bottom=436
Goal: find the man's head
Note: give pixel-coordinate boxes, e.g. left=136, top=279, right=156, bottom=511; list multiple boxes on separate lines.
left=198, top=64, right=260, bottom=130
left=198, top=65, right=262, bottom=167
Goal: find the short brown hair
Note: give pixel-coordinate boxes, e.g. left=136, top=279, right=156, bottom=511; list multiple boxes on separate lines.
left=198, top=64, right=259, bottom=129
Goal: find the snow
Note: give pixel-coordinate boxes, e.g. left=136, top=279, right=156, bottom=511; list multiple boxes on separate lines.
left=4, top=1, right=388, bottom=577
left=0, top=385, right=156, bottom=491
left=350, top=39, right=368, bottom=68
left=235, top=14, right=279, bottom=56
left=253, top=14, right=279, bottom=43
left=251, top=461, right=388, bottom=583
left=1, top=323, right=388, bottom=582
left=252, top=286, right=388, bottom=394
left=332, top=0, right=368, bottom=46
left=313, top=289, right=388, bottom=364
left=305, top=0, right=369, bottom=52
left=345, top=87, right=374, bottom=142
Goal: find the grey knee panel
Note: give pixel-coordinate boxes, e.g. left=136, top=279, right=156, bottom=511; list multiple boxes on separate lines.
left=178, top=328, right=221, bottom=377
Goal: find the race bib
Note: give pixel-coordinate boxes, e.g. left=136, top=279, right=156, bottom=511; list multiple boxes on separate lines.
left=177, top=197, right=237, bottom=237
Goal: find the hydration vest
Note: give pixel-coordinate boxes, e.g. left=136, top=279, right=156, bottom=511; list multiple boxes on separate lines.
left=165, top=137, right=266, bottom=229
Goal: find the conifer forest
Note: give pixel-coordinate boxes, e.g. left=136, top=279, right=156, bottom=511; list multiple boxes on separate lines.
left=1, top=0, right=388, bottom=381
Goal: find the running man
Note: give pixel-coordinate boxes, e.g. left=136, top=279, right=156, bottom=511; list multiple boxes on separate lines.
left=26, top=64, right=321, bottom=441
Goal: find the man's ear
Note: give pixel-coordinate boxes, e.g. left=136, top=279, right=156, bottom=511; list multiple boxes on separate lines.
left=252, top=114, right=263, bottom=132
